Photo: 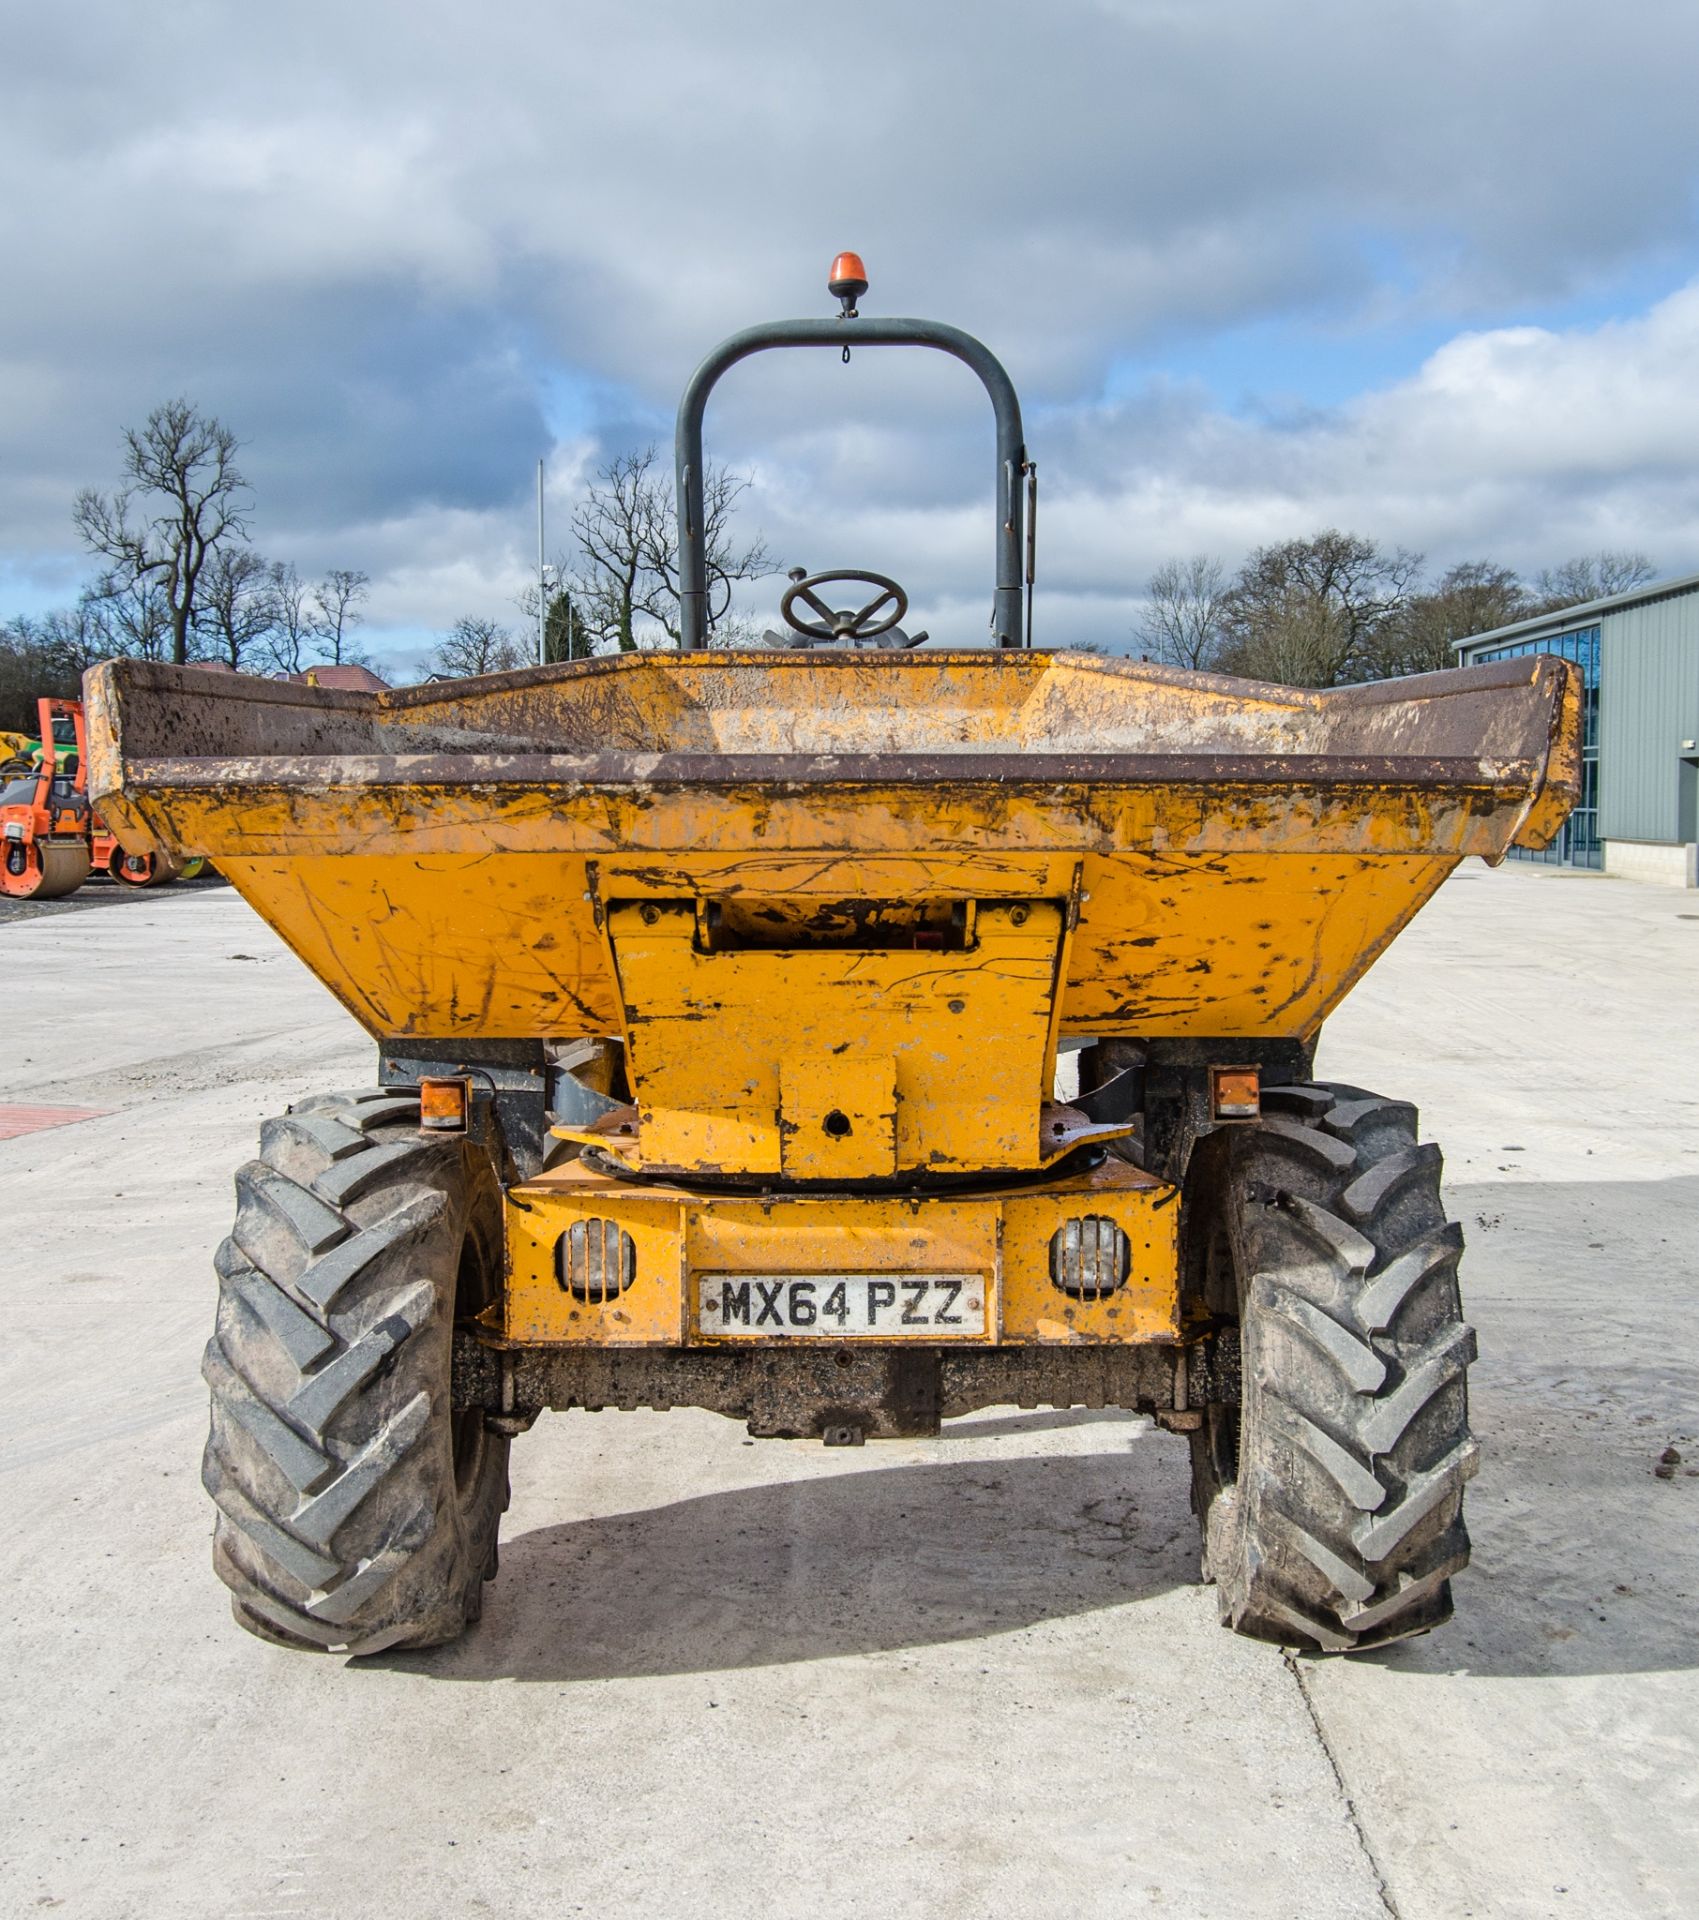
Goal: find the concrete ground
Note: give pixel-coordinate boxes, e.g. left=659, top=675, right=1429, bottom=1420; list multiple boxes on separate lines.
left=1, top=863, right=1694, bottom=1920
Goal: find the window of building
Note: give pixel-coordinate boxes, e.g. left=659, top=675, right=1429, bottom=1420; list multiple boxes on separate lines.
left=1476, top=626, right=1601, bottom=869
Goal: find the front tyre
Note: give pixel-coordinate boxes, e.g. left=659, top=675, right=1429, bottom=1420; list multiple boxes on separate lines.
left=202, top=1089, right=509, bottom=1654
left=1189, top=1083, right=1477, bottom=1651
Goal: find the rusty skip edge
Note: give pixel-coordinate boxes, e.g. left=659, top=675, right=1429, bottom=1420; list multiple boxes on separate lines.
left=84, top=650, right=1582, bottom=856
left=106, top=750, right=1549, bottom=788
left=85, top=643, right=1572, bottom=721
left=85, top=649, right=1579, bottom=768
left=91, top=758, right=1574, bottom=872
left=1510, top=650, right=1585, bottom=854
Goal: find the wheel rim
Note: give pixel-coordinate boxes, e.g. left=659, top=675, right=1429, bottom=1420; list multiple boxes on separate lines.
left=2, top=846, right=38, bottom=895
left=2, top=840, right=90, bottom=899
left=451, top=1220, right=497, bottom=1502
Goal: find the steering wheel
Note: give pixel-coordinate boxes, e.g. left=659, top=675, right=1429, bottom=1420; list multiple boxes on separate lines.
left=780, top=569, right=909, bottom=643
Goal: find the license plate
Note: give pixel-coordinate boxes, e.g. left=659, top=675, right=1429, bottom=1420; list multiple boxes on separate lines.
left=696, top=1272, right=987, bottom=1339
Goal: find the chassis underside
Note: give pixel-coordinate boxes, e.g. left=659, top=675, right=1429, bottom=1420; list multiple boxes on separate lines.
left=451, top=1317, right=1243, bottom=1442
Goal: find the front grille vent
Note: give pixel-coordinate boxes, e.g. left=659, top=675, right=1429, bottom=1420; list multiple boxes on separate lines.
left=1048, top=1216, right=1132, bottom=1300
left=558, top=1218, right=638, bottom=1303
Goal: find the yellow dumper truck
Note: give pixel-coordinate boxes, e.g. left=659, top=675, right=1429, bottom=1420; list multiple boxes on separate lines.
left=87, top=261, right=1579, bottom=1657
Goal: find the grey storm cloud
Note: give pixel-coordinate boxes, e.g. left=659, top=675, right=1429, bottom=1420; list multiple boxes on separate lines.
left=6, top=0, right=1699, bottom=651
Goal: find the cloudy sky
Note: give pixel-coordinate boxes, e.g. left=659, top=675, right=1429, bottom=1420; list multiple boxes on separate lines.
left=5, top=0, right=1699, bottom=669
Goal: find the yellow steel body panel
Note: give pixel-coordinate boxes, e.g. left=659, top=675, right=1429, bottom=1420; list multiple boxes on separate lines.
left=606, top=896, right=1067, bottom=1176
left=210, top=850, right=622, bottom=1036
left=506, top=1180, right=687, bottom=1345
left=203, top=844, right=1452, bottom=1058
left=115, top=778, right=1559, bottom=865
left=501, top=1157, right=1180, bottom=1347
left=87, top=649, right=1582, bottom=1178
left=1066, top=849, right=1454, bottom=1031
left=998, top=1179, right=1178, bottom=1345
left=779, top=1053, right=897, bottom=1179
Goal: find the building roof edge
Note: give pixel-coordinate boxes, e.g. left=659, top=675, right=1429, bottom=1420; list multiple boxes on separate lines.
left=1454, top=568, right=1699, bottom=655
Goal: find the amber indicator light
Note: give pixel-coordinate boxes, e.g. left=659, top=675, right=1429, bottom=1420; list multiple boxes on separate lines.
left=419, top=1075, right=471, bottom=1132
left=1210, top=1065, right=1262, bottom=1121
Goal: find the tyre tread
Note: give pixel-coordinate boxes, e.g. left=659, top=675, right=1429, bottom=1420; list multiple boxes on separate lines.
left=1194, top=1080, right=1475, bottom=1652
left=203, top=1091, right=507, bottom=1654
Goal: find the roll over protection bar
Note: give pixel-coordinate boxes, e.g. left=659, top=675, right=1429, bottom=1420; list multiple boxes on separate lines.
left=674, top=314, right=1029, bottom=651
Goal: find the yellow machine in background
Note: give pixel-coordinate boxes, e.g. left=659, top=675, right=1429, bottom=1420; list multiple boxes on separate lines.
left=88, top=259, right=1579, bottom=1659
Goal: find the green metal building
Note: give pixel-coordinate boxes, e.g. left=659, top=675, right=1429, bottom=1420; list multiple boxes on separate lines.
left=1456, top=573, right=1699, bottom=886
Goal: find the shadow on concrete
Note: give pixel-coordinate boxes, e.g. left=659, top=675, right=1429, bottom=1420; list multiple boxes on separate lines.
left=383, top=1448, right=1198, bottom=1684
left=389, top=1164, right=1699, bottom=1686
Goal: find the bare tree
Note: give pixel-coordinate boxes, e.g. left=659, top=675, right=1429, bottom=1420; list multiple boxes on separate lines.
left=1137, top=555, right=1230, bottom=670
left=259, top=564, right=370, bottom=674
left=74, top=400, right=249, bottom=666
left=197, top=547, right=276, bottom=670
left=78, top=570, right=173, bottom=661
left=570, top=445, right=775, bottom=652
left=1534, top=549, right=1655, bottom=613
left=638, top=462, right=775, bottom=645
left=1367, top=560, right=1533, bottom=678
left=311, top=569, right=370, bottom=665
left=0, top=619, right=62, bottom=735
left=33, top=602, right=114, bottom=674
left=1224, top=587, right=1356, bottom=688
left=1217, top=530, right=1424, bottom=687
left=430, top=616, right=527, bottom=679
left=570, top=452, right=656, bottom=654
left=0, top=605, right=118, bottom=732
left=262, top=561, right=316, bottom=675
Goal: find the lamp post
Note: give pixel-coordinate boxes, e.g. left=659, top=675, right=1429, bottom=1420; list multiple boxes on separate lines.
left=536, top=458, right=546, bottom=666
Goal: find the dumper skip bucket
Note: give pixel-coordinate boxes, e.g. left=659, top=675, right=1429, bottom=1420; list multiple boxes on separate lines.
left=86, top=646, right=1578, bottom=1061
